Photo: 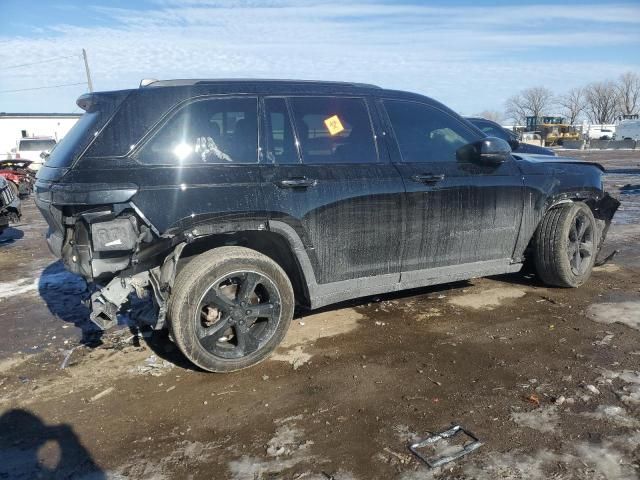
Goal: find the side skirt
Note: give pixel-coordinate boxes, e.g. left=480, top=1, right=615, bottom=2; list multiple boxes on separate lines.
left=310, top=259, right=522, bottom=309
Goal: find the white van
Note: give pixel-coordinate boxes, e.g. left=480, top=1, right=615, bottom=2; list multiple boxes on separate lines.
left=615, top=120, right=640, bottom=141
left=11, top=137, right=57, bottom=171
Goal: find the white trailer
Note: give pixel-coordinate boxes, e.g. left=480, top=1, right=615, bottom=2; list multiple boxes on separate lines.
left=615, top=120, right=640, bottom=140
left=586, top=124, right=616, bottom=140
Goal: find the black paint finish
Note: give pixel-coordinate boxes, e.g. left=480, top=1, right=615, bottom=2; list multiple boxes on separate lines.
left=34, top=80, right=617, bottom=309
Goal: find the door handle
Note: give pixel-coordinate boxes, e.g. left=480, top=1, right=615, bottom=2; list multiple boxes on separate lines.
left=276, top=177, right=317, bottom=188
left=411, top=173, right=445, bottom=184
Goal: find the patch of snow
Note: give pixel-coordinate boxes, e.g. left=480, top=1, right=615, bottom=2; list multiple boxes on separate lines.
left=449, top=287, right=526, bottom=310
left=0, top=277, right=37, bottom=299
left=587, top=301, right=640, bottom=331
left=582, top=405, right=639, bottom=427
left=510, top=406, right=559, bottom=433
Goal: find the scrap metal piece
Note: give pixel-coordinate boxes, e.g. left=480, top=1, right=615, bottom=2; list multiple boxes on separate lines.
left=595, top=249, right=619, bottom=267
left=409, top=424, right=483, bottom=468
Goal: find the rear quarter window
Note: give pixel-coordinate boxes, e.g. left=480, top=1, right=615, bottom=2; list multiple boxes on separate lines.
left=136, top=97, right=259, bottom=164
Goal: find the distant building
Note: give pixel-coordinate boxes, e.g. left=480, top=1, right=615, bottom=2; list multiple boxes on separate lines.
left=0, top=112, right=80, bottom=159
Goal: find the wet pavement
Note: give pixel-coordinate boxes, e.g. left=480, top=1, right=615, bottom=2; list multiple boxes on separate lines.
left=0, top=149, right=639, bottom=479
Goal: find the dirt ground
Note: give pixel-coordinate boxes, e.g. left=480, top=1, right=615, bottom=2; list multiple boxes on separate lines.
left=0, top=150, right=639, bottom=480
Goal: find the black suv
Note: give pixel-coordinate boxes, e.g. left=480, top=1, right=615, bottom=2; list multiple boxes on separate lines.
left=35, top=79, right=619, bottom=372
left=465, top=117, right=556, bottom=156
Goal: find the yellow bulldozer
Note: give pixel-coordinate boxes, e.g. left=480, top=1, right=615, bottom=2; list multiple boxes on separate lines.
left=525, top=116, right=581, bottom=146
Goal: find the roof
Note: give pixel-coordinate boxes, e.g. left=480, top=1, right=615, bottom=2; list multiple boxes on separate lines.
left=132, top=77, right=432, bottom=106
left=0, top=113, right=81, bottom=119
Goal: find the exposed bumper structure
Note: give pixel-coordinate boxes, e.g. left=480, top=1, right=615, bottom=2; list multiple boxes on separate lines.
left=593, top=192, right=620, bottom=253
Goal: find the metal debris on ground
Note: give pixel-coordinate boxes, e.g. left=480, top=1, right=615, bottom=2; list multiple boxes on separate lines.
left=408, top=424, right=483, bottom=468
left=132, top=355, right=175, bottom=376
left=595, top=249, right=619, bottom=267
left=60, top=346, right=81, bottom=369
left=90, top=386, right=115, bottom=402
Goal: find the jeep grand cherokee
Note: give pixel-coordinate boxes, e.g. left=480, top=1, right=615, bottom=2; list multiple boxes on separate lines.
left=35, top=79, right=619, bottom=372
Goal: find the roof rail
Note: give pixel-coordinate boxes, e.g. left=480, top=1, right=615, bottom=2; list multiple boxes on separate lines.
left=140, top=78, right=159, bottom=87
left=139, top=78, right=381, bottom=89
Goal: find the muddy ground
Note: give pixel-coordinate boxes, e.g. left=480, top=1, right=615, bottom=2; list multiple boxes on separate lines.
left=0, top=150, right=639, bottom=480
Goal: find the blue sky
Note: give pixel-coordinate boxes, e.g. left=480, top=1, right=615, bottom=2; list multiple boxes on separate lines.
left=1, top=0, right=639, bottom=115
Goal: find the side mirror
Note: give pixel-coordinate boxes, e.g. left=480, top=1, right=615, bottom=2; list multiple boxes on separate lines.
left=508, top=138, right=520, bottom=151
left=457, top=137, right=511, bottom=165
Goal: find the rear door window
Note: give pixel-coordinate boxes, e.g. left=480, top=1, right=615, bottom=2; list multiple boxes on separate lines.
left=384, top=100, right=480, bottom=163
left=289, top=97, right=378, bottom=164
left=137, top=97, right=258, bottom=164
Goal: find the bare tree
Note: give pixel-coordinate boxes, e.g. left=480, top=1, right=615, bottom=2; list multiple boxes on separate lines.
left=616, top=71, right=640, bottom=116
left=504, top=86, right=554, bottom=124
left=556, top=88, right=585, bottom=124
left=475, top=110, right=504, bottom=123
left=584, top=81, right=619, bottom=124
left=505, top=95, right=527, bottom=125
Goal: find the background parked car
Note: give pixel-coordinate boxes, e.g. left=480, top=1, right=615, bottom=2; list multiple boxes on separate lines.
left=11, top=137, right=57, bottom=171
left=0, top=176, right=21, bottom=235
left=0, top=159, right=35, bottom=197
left=466, top=117, right=556, bottom=156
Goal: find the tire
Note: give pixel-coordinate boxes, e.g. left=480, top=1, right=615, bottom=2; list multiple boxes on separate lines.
left=533, top=202, right=598, bottom=288
left=169, top=246, right=294, bottom=373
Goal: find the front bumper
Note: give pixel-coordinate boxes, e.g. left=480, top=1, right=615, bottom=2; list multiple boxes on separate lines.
left=593, top=192, right=620, bottom=251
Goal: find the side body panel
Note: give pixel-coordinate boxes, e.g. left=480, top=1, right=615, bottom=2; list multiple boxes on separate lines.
left=395, top=159, right=524, bottom=270
left=378, top=99, right=525, bottom=272
left=512, top=156, right=607, bottom=261
left=260, top=96, right=405, bottom=284
left=61, top=162, right=267, bottom=236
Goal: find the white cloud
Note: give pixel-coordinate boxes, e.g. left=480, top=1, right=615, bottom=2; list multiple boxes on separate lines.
left=0, top=1, right=638, bottom=113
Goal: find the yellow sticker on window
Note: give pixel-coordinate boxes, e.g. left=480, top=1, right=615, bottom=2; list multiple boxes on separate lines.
left=324, top=115, right=345, bottom=136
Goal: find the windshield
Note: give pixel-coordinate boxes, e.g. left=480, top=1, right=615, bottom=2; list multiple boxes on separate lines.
left=19, top=139, right=56, bottom=151
left=471, top=120, right=513, bottom=142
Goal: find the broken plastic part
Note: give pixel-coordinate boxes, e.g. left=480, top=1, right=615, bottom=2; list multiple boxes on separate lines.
left=595, top=249, right=619, bottom=267
left=89, top=273, right=150, bottom=330
left=409, top=424, right=483, bottom=468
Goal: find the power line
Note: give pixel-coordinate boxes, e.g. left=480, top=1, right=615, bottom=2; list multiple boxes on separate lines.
left=0, top=82, right=87, bottom=94
left=3, top=54, right=81, bottom=70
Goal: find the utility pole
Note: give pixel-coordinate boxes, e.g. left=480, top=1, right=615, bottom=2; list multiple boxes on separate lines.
left=82, top=48, right=93, bottom=92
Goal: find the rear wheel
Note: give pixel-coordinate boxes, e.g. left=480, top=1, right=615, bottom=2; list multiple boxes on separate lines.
left=169, top=246, right=294, bottom=372
left=533, top=202, right=597, bottom=287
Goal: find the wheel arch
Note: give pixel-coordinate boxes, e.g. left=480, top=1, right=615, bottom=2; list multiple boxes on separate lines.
left=521, top=190, right=619, bottom=261
left=177, top=228, right=312, bottom=308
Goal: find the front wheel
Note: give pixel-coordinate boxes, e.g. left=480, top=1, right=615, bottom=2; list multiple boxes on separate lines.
left=533, top=202, right=597, bottom=287
left=169, top=246, right=294, bottom=373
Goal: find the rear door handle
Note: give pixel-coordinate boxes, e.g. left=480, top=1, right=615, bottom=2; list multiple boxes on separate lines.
left=411, top=173, right=445, bottom=184
left=276, top=177, right=317, bottom=188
